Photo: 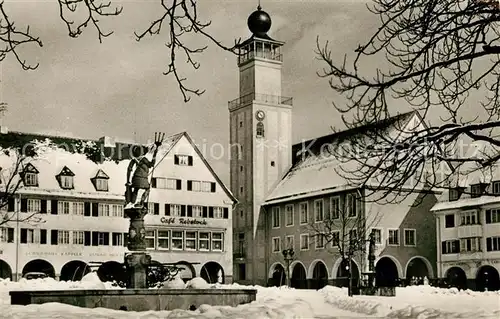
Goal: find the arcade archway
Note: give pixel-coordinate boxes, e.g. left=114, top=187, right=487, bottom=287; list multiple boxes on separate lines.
left=406, top=257, right=432, bottom=280
left=0, top=259, right=12, bottom=280
left=336, top=258, right=360, bottom=287
left=97, top=261, right=126, bottom=284
left=176, top=261, right=196, bottom=282
left=445, top=267, right=467, bottom=289
left=268, top=263, right=286, bottom=287
left=290, top=262, right=307, bottom=289
left=201, top=261, right=224, bottom=284
left=476, top=265, right=500, bottom=291
left=22, top=259, right=55, bottom=278
left=311, top=261, right=328, bottom=290
left=375, top=257, right=399, bottom=287
left=60, top=260, right=90, bottom=281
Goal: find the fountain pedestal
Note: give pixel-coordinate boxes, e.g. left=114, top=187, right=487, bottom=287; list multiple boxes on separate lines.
left=124, top=207, right=151, bottom=289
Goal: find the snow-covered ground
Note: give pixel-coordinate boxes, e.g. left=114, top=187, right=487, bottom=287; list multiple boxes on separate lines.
left=0, top=273, right=498, bottom=318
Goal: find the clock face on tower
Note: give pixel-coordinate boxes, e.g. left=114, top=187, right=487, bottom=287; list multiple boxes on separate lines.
left=255, top=110, right=265, bottom=121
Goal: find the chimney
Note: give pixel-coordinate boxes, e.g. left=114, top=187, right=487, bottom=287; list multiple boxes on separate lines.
left=98, top=136, right=115, bottom=148
left=0, top=126, right=8, bottom=134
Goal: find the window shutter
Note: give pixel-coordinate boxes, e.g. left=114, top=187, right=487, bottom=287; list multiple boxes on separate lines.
left=441, top=241, right=446, bottom=253
left=104, top=232, right=110, bottom=245
left=187, top=180, right=192, bottom=191
left=7, top=228, right=14, bottom=243
left=454, top=240, right=460, bottom=253
left=209, top=207, right=214, bottom=218
left=151, top=178, right=157, bottom=188
left=40, top=200, right=47, bottom=214
left=7, top=198, right=15, bottom=212
left=84, top=202, right=91, bottom=216
left=92, top=203, right=99, bottom=217
left=154, top=203, right=160, bottom=215
left=20, top=199, right=28, bottom=212
left=92, top=231, right=99, bottom=246
left=486, top=210, right=492, bottom=223
left=176, top=179, right=182, bottom=190
left=181, top=205, right=186, bottom=217
left=223, top=207, right=229, bottom=219
left=486, top=238, right=492, bottom=251
left=188, top=156, right=193, bottom=166
left=51, top=200, right=58, bottom=215
left=20, top=229, right=27, bottom=244
left=187, top=205, right=193, bottom=217
left=40, top=229, right=47, bottom=244
left=84, top=231, right=91, bottom=246
left=210, top=182, right=216, bottom=193
left=51, top=230, right=58, bottom=245
left=123, top=232, right=129, bottom=247
left=202, top=206, right=208, bottom=218
left=165, top=204, right=171, bottom=216
left=174, top=155, right=179, bottom=165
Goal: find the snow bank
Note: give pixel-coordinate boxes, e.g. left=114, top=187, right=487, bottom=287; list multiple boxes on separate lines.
left=320, top=285, right=500, bottom=319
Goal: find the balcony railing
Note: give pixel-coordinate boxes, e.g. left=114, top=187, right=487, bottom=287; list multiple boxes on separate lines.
left=228, top=92, right=293, bottom=110
left=238, top=50, right=283, bottom=65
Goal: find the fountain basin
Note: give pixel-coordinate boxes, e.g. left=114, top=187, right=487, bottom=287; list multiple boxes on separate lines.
left=10, top=288, right=257, bottom=311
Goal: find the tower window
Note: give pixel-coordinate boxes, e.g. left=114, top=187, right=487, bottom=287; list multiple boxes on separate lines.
left=270, top=161, right=275, bottom=167
left=240, top=186, right=243, bottom=193
left=239, top=121, right=243, bottom=127
left=240, top=166, right=244, bottom=172
left=256, top=122, right=265, bottom=138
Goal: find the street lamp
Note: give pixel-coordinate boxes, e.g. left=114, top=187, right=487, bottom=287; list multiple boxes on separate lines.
left=282, top=248, right=294, bottom=287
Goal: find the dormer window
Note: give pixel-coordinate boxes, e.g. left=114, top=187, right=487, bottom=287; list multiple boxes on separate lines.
left=492, top=181, right=500, bottom=195
left=91, top=169, right=109, bottom=192
left=56, top=166, right=75, bottom=190
left=470, top=183, right=487, bottom=198
left=449, top=187, right=465, bottom=201
left=23, top=163, right=39, bottom=187
left=256, top=122, right=265, bottom=138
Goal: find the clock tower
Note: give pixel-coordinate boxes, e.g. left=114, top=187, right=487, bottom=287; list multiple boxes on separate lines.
left=228, top=5, right=292, bottom=285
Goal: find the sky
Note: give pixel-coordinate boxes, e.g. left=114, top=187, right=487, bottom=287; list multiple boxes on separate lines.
left=0, top=0, right=382, bottom=184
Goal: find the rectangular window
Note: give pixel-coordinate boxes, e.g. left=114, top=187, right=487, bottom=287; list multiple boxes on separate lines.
left=20, top=228, right=35, bottom=244
left=331, top=231, right=340, bottom=248
left=442, top=240, right=460, bottom=254
left=157, top=230, right=169, bottom=250
left=112, top=232, right=123, bottom=246
left=346, top=193, right=358, bottom=217
left=212, top=232, right=223, bottom=251
left=172, top=231, right=183, bottom=250
left=272, top=237, right=281, bottom=252
left=404, top=229, right=416, bottom=246
left=175, top=154, right=192, bottom=166
left=171, top=204, right=182, bottom=217
left=388, top=229, right=399, bottom=245
left=185, top=231, right=197, bottom=250
left=193, top=205, right=203, bottom=218
left=314, top=199, right=324, bottom=222
left=300, top=234, right=309, bottom=250
left=72, top=231, right=84, bottom=245
left=460, top=237, right=481, bottom=252
left=111, top=204, right=123, bottom=217
left=299, top=202, right=308, bottom=224
left=145, top=230, right=155, bottom=249
left=72, top=202, right=84, bottom=215
left=58, top=230, right=70, bottom=245
left=25, top=173, right=38, bottom=186
left=61, top=176, right=74, bottom=189
left=98, top=232, right=109, bottom=246
left=166, top=178, right=179, bottom=190
left=202, top=181, right=212, bottom=193
left=98, top=203, right=110, bottom=217
left=272, top=207, right=280, bottom=228
left=214, top=207, right=224, bottom=219
left=330, top=197, right=340, bottom=219
left=315, top=234, right=325, bottom=249
left=460, top=211, right=478, bottom=225
left=199, top=232, right=210, bottom=251
left=493, top=181, right=500, bottom=195
left=40, top=229, right=47, bottom=244
left=371, top=228, right=382, bottom=244
left=470, top=184, right=482, bottom=198
left=485, top=209, right=500, bottom=224
left=27, top=199, right=41, bottom=213
left=285, top=235, right=294, bottom=249
left=285, top=205, right=294, bottom=226
left=445, top=214, right=455, bottom=228
left=349, top=229, right=358, bottom=246
left=58, top=201, right=70, bottom=215
left=0, top=228, right=14, bottom=243
left=95, top=179, right=108, bottom=191
left=486, top=237, right=500, bottom=252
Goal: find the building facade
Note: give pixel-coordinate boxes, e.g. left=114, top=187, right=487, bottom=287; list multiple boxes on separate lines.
left=432, top=180, right=500, bottom=291
left=0, top=130, right=236, bottom=283
left=229, top=6, right=439, bottom=287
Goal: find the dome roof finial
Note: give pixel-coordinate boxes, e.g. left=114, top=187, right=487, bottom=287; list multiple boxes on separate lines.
left=247, top=2, right=272, bottom=37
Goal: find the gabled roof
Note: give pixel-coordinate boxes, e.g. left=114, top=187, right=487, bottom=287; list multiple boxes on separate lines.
left=265, top=111, right=419, bottom=204
left=92, top=169, right=109, bottom=180
left=57, top=166, right=75, bottom=177
left=24, top=163, right=39, bottom=174
left=181, top=132, right=238, bottom=204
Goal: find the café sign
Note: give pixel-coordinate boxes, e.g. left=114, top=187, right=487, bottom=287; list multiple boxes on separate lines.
left=160, top=217, right=208, bottom=226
